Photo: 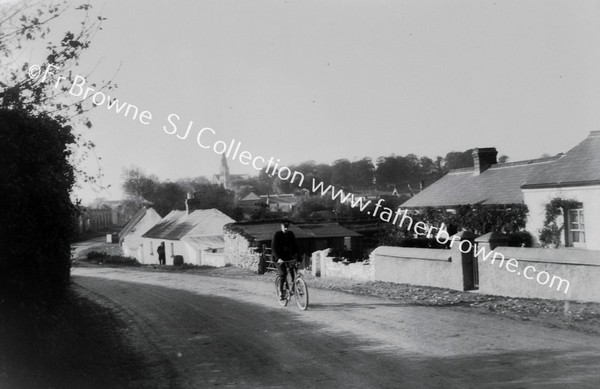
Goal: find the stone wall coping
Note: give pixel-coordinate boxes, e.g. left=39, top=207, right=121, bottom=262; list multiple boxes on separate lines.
left=372, top=246, right=452, bottom=262
left=491, top=246, right=600, bottom=267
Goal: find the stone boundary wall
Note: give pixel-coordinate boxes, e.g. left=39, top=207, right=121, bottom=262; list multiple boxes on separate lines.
left=224, top=230, right=260, bottom=272
left=478, top=246, right=600, bottom=302
left=370, top=246, right=465, bottom=291
left=311, top=245, right=465, bottom=290
left=296, top=232, right=600, bottom=303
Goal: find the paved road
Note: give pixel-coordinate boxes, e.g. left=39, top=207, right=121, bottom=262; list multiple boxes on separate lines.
left=73, top=267, right=600, bottom=388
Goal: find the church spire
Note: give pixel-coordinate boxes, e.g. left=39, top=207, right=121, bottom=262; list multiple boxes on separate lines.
left=220, top=154, right=230, bottom=189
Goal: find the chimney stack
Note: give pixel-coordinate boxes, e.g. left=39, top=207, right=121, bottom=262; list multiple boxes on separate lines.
left=472, top=148, right=497, bottom=176
left=185, top=192, right=194, bottom=214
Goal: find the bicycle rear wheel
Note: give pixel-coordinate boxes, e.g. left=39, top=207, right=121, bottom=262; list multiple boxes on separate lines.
left=275, top=276, right=288, bottom=307
left=294, top=278, right=308, bottom=310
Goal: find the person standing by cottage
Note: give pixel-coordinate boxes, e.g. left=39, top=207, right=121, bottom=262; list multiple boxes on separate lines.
left=157, top=242, right=166, bottom=265
left=271, top=221, right=298, bottom=300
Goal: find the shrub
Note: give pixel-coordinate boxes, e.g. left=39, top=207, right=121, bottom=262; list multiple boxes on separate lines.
left=507, top=231, right=533, bottom=247
left=85, top=251, right=139, bottom=266
left=102, top=255, right=140, bottom=266
left=408, top=204, right=528, bottom=236
left=86, top=251, right=107, bottom=260
left=0, top=110, right=77, bottom=297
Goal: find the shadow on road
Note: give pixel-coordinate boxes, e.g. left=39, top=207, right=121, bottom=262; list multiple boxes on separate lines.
left=0, top=283, right=172, bottom=389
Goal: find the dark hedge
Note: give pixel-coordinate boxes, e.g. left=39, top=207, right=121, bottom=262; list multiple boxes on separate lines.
left=0, top=109, right=77, bottom=298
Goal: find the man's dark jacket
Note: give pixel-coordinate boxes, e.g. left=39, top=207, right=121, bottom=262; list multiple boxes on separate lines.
left=271, top=230, right=298, bottom=261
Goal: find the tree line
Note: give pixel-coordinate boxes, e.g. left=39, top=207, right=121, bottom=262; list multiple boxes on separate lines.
left=120, top=148, right=510, bottom=220
left=234, top=148, right=508, bottom=197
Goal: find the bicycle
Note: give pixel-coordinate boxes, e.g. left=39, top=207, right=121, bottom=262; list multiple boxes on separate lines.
left=274, top=260, right=309, bottom=310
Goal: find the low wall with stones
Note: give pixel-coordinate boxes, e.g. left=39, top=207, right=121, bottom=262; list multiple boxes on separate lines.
left=224, top=230, right=261, bottom=272
left=311, top=249, right=374, bottom=281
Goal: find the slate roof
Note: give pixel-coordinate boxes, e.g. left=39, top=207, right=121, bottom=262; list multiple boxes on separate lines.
left=118, top=207, right=162, bottom=241
left=402, top=132, right=600, bottom=208
left=225, top=221, right=312, bottom=242
left=181, top=235, right=225, bottom=250
left=142, top=209, right=234, bottom=240
left=295, top=224, right=362, bottom=238
left=225, top=221, right=361, bottom=242
left=118, top=207, right=148, bottom=240
left=402, top=157, right=558, bottom=207
left=521, top=131, right=600, bottom=188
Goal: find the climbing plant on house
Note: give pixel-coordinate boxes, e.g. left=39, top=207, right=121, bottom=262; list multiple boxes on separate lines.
left=539, top=197, right=581, bottom=248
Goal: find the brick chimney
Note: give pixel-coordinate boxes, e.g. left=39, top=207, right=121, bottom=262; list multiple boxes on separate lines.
left=472, top=147, right=497, bottom=175
left=185, top=192, right=194, bottom=214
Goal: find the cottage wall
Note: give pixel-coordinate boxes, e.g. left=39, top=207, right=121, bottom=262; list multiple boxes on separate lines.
left=224, top=230, right=261, bottom=271
left=122, top=211, right=162, bottom=261
left=184, top=243, right=201, bottom=265
left=202, top=252, right=226, bottom=267
left=141, top=238, right=187, bottom=265
left=523, top=185, right=600, bottom=250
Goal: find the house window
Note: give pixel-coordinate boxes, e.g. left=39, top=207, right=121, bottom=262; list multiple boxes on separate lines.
left=150, top=241, right=154, bottom=255
left=567, top=207, right=585, bottom=248
left=171, top=242, right=175, bottom=257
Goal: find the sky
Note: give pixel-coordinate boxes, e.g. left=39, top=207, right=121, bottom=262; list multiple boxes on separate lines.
left=14, top=0, right=600, bottom=203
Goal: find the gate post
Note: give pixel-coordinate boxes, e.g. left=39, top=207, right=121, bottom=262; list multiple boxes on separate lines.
left=474, top=232, right=509, bottom=289
left=452, top=230, right=477, bottom=290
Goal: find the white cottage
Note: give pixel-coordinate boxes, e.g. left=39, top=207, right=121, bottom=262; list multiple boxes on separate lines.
left=402, top=131, right=600, bottom=250
left=140, top=209, right=234, bottom=265
left=521, top=131, right=600, bottom=249
left=119, top=207, right=162, bottom=261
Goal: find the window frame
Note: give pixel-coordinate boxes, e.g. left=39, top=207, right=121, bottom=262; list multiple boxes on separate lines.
left=566, top=205, right=586, bottom=248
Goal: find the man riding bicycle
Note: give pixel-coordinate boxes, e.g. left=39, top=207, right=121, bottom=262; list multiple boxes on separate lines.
left=271, top=220, right=298, bottom=300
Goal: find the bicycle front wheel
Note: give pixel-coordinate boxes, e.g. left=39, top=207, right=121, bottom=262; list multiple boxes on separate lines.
left=294, top=278, right=308, bottom=310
